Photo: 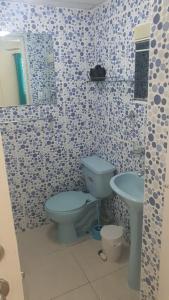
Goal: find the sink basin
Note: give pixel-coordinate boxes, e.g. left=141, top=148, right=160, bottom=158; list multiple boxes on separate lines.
left=110, top=171, right=144, bottom=290
left=110, top=172, right=144, bottom=208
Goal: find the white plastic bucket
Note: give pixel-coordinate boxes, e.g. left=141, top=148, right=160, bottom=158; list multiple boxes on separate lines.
left=100, top=225, right=123, bottom=262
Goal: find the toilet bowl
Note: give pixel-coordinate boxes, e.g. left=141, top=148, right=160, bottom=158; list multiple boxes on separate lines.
left=45, top=156, right=115, bottom=244
left=45, top=191, right=97, bottom=244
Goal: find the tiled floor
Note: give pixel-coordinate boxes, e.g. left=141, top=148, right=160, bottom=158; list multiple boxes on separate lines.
left=17, top=224, right=139, bottom=300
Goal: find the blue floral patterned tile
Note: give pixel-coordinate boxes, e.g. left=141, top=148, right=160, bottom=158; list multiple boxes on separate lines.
left=60, top=24, right=85, bottom=63
left=84, top=17, right=95, bottom=64
left=58, top=7, right=84, bottom=27
left=122, top=141, right=145, bottom=172
left=95, top=20, right=109, bottom=64
left=57, top=62, right=87, bottom=81
left=112, top=194, right=130, bottom=242
left=123, top=102, right=147, bottom=143
left=0, top=1, right=168, bottom=300
left=64, top=81, right=87, bottom=119
left=0, top=3, right=168, bottom=299
left=10, top=105, right=40, bottom=121
left=0, top=107, right=13, bottom=123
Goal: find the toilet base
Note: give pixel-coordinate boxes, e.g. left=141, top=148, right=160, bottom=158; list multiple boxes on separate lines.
left=57, top=222, right=78, bottom=244
left=54, top=200, right=97, bottom=244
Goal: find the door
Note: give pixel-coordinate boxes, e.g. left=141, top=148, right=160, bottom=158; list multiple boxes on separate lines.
left=0, top=133, right=24, bottom=299
left=158, top=130, right=169, bottom=300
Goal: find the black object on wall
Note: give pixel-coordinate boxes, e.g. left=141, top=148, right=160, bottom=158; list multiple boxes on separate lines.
left=90, top=65, right=106, bottom=81
left=134, top=40, right=149, bottom=100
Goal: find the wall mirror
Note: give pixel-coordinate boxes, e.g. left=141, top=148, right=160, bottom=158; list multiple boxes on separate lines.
left=0, top=32, right=55, bottom=107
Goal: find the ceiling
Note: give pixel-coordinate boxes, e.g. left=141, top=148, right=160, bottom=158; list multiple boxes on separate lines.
left=7, top=0, right=105, bottom=9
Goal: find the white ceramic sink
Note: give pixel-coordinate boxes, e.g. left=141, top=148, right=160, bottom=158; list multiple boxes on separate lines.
left=110, top=171, right=144, bottom=290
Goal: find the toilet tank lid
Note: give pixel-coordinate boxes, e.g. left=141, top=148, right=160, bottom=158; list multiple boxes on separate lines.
left=81, top=156, right=115, bottom=175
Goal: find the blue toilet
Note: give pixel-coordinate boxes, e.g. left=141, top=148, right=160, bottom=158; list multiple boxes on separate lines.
left=45, top=156, right=115, bottom=244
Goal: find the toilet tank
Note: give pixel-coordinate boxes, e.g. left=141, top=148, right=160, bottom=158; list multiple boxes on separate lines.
left=81, top=156, right=115, bottom=199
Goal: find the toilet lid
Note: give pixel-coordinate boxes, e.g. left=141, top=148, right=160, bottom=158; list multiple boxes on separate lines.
left=46, top=191, right=91, bottom=213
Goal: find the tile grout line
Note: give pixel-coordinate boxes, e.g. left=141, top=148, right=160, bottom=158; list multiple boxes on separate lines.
left=70, top=251, right=90, bottom=283
left=88, top=281, right=100, bottom=300
left=19, top=227, right=129, bottom=300
left=50, top=282, right=90, bottom=300
left=49, top=245, right=91, bottom=300
left=89, top=264, right=128, bottom=285
left=70, top=242, right=129, bottom=286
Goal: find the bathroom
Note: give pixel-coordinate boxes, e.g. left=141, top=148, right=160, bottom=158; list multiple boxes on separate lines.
left=0, top=0, right=169, bottom=299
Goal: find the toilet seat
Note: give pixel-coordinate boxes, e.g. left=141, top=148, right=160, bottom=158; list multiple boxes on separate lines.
left=45, top=191, right=91, bottom=213
left=45, top=191, right=97, bottom=244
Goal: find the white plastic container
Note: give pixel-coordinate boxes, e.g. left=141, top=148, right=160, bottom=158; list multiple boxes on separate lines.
left=100, top=225, right=123, bottom=262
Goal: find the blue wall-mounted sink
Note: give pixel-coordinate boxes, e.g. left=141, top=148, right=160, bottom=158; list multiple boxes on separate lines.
left=110, top=171, right=144, bottom=290
left=110, top=171, right=144, bottom=209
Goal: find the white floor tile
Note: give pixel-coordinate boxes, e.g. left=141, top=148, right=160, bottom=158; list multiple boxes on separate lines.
left=54, top=284, right=98, bottom=300
left=17, top=224, right=64, bottom=254
left=71, top=238, right=128, bottom=281
left=91, top=267, right=140, bottom=300
left=17, top=224, right=69, bottom=271
left=70, top=238, right=102, bottom=257
left=17, top=225, right=135, bottom=300
left=23, top=250, right=88, bottom=300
